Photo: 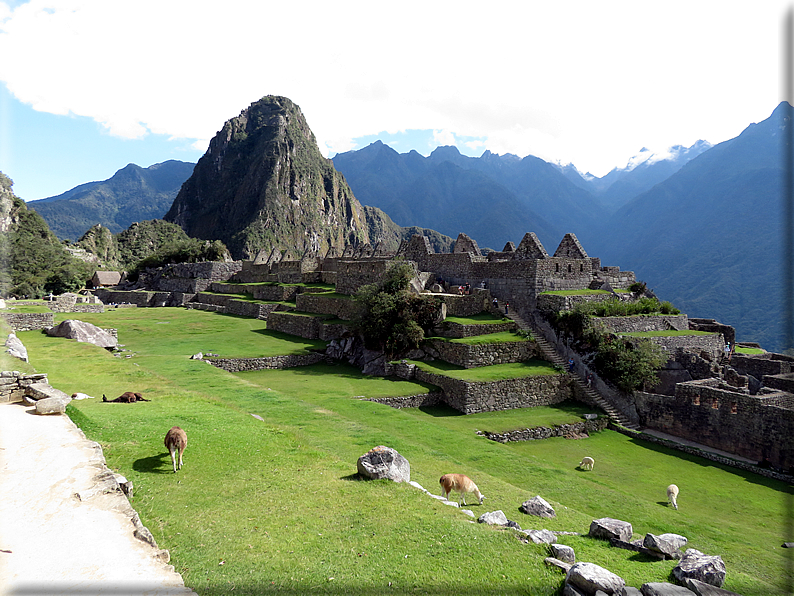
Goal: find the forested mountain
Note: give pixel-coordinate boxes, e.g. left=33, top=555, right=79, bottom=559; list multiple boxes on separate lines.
left=28, top=160, right=195, bottom=241
left=164, top=96, right=452, bottom=259
left=0, top=172, right=93, bottom=297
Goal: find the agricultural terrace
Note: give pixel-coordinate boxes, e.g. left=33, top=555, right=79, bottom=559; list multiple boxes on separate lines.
left=10, top=307, right=793, bottom=596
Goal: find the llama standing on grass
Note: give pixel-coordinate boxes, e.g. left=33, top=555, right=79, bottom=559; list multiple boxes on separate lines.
left=439, top=474, right=485, bottom=506
left=667, top=484, right=679, bottom=510
left=579, top=457, right=595, bottom=471
left=165, top=426, right=187, bottom=473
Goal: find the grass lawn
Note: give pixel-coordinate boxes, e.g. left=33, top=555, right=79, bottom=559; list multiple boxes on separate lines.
left=437, top=331, right=528, bottom=345
left=539, top=289, right=612, bottom=296
left=10, top=307, right=793, bottom=595
left=0, top=303, right=54, bottom=313
left=443, top=313, right=509, bottom=325
left=409, top=358, right=563, bottom=381
left=619, top=330, right=719, bottom=337
left=736, top=346, right=765, bottom=355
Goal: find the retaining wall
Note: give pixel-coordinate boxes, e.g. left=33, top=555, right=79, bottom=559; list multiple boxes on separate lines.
left=364, top=393, right=443, bottom=409
left=266, top=312, right=324, bottom=339
left=206, top=353, right=325, bottom=372
left=295, top=294, right=362, bottom=320
left=1, top=312, right=55, bottom=331
left=428, top=338, right=536, bottom=368
left=390, top=363, right=570, bottom=414
left=480, top=418, right=608, bottom=442
left=433, top=320, right=516, bottom=338
left=595, top=314, right=689, bottom=333
left=625, top=333, right=724, bottom=361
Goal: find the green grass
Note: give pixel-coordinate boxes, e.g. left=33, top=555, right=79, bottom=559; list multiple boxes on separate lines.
left=439, top=331, right=528, bottom=345
left=12, top=307, right=793, bottom=596
left=539, top=289, right=612, bottom=296
left=409, top=358, right=561, bottom=381
left=736, top=346, right=765, bottom=354
left=0, top=303, right=54, bottom=313
left=619, top=330, right=719, bottom=338
left=443, top=313, right=508, bottom=325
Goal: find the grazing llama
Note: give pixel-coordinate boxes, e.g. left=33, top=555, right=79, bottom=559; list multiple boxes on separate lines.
left=579, top=456, right=595, bottom=471
left=667, top=484, right=679, bottom=510
left=439, top=474, right=485, bottom=506
left=164, top=426, right=187, bottom=473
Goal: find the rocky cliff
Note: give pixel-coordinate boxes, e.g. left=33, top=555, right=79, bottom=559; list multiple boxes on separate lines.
left=165, top=96, right=446, bottom=259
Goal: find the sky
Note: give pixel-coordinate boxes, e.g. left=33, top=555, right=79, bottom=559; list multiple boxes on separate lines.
left=0, top=0, right=790, bottom=202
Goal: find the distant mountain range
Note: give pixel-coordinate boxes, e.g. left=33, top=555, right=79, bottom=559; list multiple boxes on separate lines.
left=28, top=160, right=195, bottom=240
left=27, top=100, right=791, bottom=352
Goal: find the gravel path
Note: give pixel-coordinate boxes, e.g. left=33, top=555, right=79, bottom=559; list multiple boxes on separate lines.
left=0, top=401, right=197, bottom=596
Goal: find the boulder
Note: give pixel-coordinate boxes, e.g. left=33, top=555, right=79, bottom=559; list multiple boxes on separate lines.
left=550, top=543, right=575, bottom=563
left=640, top=582, right=696, bottom=595
left=190, top=352, right=204, bottom=360
left=520, top=495, right=557, bottom=518
left=524, top=529, right=557, bottom=544
left=643, top=533, right=688, bottom=559
left=5, top=333, right=28, bottom=361
left=356, top=446, right=410, bottom=482
left=45, top=319, right=117, bottom=349
left=478, top=510, right=508, bottom=525
left=683, top=578, right=744, bottom=595
left=565, top=562, right=625, bottom=595
left=673, top=549, right=726, bottom=588
left=589, top=517, right=633, bottom=542
left=35, top=395, right=71, bottom=415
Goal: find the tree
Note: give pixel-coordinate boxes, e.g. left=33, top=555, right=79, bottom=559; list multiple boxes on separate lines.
left=353, top=262, right=442, bottom=357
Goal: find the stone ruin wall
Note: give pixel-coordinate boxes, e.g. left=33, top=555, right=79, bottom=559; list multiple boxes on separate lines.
left=0, top=312, right=55, bottom=331
left=334, top=260, right=392, bottom=295
left=634, top=379, right=794, bottom=470
left=0, top=371, right=48, bottom=403
left=295, top=293, right=362, bottom=321
left=434, top=320, right=516, bottom=338
left=428, top=338, right=538, bottom=369
left=387, top=360, right=570, bottom=414
left=594, top=314, right=690, bottom=333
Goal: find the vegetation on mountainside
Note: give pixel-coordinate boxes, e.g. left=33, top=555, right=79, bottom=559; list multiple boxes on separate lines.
left=552, top=300, right=670, bottom=393
left=0, top=175, right=93, bottom=297
left=17, top=307, right=791, bottom=596
left=353, top=262, right=443, bottom=357
left=75, top=219, right=230, bottom=277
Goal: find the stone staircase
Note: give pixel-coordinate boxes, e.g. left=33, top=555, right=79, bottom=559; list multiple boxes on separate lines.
left=505, top=311, right=640, bottom=430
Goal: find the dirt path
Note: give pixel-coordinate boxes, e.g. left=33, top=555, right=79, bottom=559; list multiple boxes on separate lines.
left=0, top=402, right=197, bottom=596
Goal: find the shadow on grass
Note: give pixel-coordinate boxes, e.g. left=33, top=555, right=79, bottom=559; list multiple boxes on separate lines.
left=628, top=435, right=794, bottom=492
left=340, top=473, right=365, bottom=481
left=417, top=405, right=466, bottom=418
left=133, top=452, right=173, bottom=474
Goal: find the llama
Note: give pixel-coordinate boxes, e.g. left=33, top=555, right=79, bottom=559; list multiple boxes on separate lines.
left=164, top=426, right=187, bottom=473
left=102, top=392, right=149, bottom=403
left=439, top=473, right=485, bottom=506
left=667, top=484, right=679, bottom=510
left=579, top=456, right=595, bottom=471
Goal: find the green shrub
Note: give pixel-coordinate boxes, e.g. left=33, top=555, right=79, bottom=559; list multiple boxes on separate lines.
left=353, top=262, right=442, bottom=357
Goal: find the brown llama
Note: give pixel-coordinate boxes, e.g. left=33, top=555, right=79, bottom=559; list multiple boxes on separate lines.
left=164, top=426, right=187, bottom=473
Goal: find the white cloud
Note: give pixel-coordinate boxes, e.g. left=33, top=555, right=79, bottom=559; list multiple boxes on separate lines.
left=0, top=0, right=789, bottom=177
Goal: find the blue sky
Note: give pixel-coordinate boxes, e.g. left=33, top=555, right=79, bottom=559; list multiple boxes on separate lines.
left=0, top=1, right=789, bottom=202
